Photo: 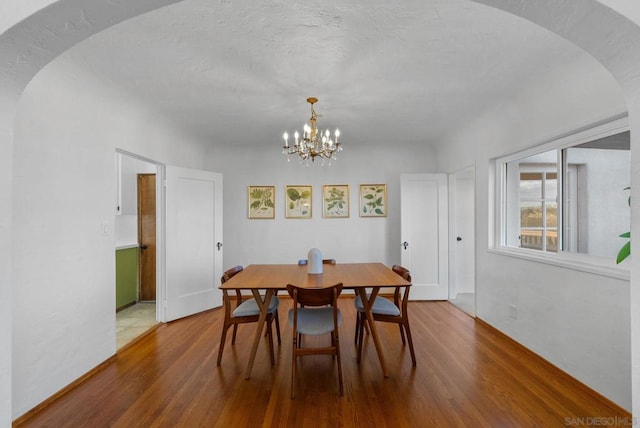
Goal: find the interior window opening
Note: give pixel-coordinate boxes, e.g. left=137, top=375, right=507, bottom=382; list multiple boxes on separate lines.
left=500, top=126, right=630, bottom=261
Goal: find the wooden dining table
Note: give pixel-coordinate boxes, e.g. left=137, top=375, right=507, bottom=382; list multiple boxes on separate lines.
left=219, top=262, right=411, bottom=379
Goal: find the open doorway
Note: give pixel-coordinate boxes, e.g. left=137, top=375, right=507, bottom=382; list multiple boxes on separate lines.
left=115, top=151, right=159, bottom=349
left=448, top=165, right=476, bottom=317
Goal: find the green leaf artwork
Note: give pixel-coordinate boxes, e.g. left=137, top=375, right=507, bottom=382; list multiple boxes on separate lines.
left=323, top=185, right=349, bottom=218
left=360, top=184, right=386, bottom=217
left=286, top=186, right=312, bottom=218
left=248, top=186, right=275, bottom=219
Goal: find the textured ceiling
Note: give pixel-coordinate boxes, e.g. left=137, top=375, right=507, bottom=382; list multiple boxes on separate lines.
left=57, top=0, right=605, bottom=148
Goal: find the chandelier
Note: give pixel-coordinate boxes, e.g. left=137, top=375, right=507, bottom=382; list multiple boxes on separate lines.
left=282, top=97, right=342, bottom=165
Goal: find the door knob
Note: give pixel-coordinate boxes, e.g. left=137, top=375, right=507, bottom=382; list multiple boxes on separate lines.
left=402, top=241, right=409, bottom=250
left=140, top=244, right=148, bottom=250
left=216, top=242, right=223, bottom=251
left=457, top=237, right=462, bottom=241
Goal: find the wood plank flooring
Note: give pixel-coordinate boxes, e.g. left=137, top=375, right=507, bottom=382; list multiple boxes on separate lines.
left=16, top=300, right=629, bottom=427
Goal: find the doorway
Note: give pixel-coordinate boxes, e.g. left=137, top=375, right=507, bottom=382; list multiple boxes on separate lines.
left=448, top=166, right=476, bottom=317
left=115, top=151, right=159, bottom=349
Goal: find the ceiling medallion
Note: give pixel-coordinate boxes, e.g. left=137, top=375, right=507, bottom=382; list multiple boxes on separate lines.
left=282, top=97, right=342, bottom=165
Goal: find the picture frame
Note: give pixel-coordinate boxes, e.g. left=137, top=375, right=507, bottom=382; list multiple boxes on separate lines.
left=322, top=185, right=349, bottom=218
left=247, top=186, right=275, bottom=219
left=359, top=184, right=387, bottom=217
left=285, top=185, right=312, bottom=219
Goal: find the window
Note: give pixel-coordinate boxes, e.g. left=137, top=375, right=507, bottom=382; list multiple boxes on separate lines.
left=498, top=119, right=630, bottom=261
left=518, top=170, right=557, bottom=252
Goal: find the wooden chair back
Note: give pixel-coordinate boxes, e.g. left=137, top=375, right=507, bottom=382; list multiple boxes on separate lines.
left=221, top=265, right=243, bottom=283
left=287, top=283, right=343, bottom=307
left=391, top=264, right=411, bottom=311
left=391, top=264, right=411, bottom=282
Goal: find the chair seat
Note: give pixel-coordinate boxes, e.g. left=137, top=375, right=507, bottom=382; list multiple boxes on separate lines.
left=288, top=307, right=342, bottom=336
left=354, top=295, right=400, bottom=317
left=233, top=296, right=280, bottom=318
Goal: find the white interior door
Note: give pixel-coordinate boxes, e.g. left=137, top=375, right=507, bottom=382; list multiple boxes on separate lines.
left=449, top=166, right=476, bottom=316
left=401, top=173, right=448, bottom=300
left=165, top=166, right=223, bottom=322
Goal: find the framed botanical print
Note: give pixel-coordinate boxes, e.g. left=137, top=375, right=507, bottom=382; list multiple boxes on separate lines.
left=322, top=185, right=349, bottom=218
left=285, top=185, right=312, bottom=218
left=359, top=184, right=387, bottom=217
left=247, top=186, right=275, bottom=219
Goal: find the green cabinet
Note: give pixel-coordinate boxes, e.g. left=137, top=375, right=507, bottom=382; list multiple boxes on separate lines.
left=116, top=247, right=138, bottom=310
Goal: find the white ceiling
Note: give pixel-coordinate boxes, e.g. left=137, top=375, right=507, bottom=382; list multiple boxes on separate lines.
left=58, top=0, right=605, bottom=148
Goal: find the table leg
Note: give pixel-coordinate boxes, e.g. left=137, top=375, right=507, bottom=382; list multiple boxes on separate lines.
left=244, top=289, right=274, bottom=380
left=356, top=287, right=388, bottom=378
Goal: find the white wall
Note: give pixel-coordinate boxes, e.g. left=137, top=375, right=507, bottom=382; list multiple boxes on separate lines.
left=11, top=55, right=209, bottom=418
left=0, top=0, right=58, bottom=35
left=437, top=50, right=632, bottom=408
left=0, top=95, right=14, bottom=426
left=205, top=143, right=437, bottom=271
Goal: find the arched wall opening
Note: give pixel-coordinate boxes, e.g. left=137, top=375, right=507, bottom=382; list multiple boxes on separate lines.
left=1, top=0, right=639, bottom=422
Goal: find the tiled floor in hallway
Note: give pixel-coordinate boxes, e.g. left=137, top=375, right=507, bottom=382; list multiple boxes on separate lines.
left=116, top=302, right=157, bottom=350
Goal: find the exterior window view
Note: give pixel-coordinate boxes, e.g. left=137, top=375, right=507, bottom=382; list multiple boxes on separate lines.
left=519, top=171, right=558, bottom=252
left=504, top=129, right=630, bottom=259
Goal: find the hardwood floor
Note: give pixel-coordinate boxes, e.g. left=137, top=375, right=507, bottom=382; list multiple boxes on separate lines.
left=17, top=300, right=629, bottom=427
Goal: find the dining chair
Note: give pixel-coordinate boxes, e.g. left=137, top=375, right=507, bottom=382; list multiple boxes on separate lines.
left=217, top=265, right=281, bottom=366
left=297, top=258, right=336, bottom=266
left=354, top=264, right=416, bottom=366
left=286, top=282, right=344, bottom=399
left=296, top=259, right=337, bottom=312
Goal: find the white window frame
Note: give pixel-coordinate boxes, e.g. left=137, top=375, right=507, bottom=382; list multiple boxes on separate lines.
left=491, top=116, right=630, bottom=280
